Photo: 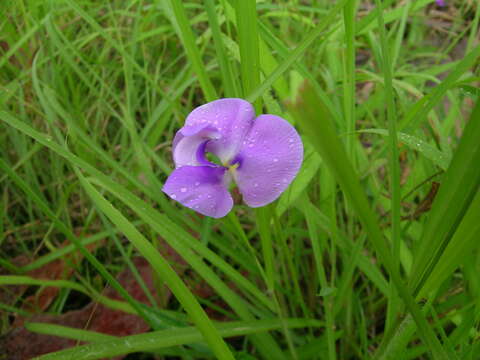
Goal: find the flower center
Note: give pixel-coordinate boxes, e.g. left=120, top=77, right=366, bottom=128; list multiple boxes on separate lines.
left=228, top=162, right=239, bottom=171
left=227, top=161, right=239, bottom=175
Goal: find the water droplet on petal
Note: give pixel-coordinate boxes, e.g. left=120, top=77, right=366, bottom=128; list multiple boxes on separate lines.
left=195, top=182, right=200, bottom=186
left=254, top=183, right=258, bottom=187
left=171, top=194, right=177, bottom=199
left=273, top=158, right=278, bottom=162
left=180, top=187, right=187, bottom=193
left=289, top=138, right=294, bottom=143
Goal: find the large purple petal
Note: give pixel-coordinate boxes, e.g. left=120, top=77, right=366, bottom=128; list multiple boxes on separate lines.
left=162, top=166, right=233, bottom=218
left=184, top=98, right=255, bottom=163
left=172, top=124, right=220, bottom=168
left=235, top=115, right=303, bottom=207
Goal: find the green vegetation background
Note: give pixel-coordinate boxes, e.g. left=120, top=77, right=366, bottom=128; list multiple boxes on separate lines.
left=0, top=0, right=479, bottom=359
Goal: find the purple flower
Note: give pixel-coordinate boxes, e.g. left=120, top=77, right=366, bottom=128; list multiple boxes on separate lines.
left=435, top=0, right=446, bottom=6
left=162, top=98, right=303, bottom=218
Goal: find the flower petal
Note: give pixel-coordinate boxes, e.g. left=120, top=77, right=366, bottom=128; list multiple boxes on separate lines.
left=235, top=114, right=303, bottom=207
left=172, top=124, right=220, bottom=168
left=184, top=98, right=255, bottom=163
left=162, top=166, right=233, bottom=218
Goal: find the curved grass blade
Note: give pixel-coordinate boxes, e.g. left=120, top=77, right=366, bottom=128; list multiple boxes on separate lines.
left=33, top=318, right=322, bottom=360
left=0, top=111, right=284, bottom=358
left=374, top=101, right=480, bottom=360
left=246, top=0, right=350, bottom=103
left=288, top=82, right=449, bottom=359
left=0, top=111, right=273, bottom=312
left=400, top=45, right=480, bottom=131
left=0, top=158, right=153, bottom=326
left=0, top=275, right=133, bottom=314
left=163, top=0, right=217, bottom=101
left=75, top=170, right=235, bottom=360
left=204, top=0, right=238, bottom=97
left=358, top=129, right=451, bottom=171
left=409, top=100, right=480, bottom=297
left=419, top=188, right=480, bottom=298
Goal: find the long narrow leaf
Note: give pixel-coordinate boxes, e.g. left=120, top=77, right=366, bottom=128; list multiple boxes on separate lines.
left=75, top=170, right=235, bottom=360
left=34, top=318, right=322, bottom=360
left=288, top=83, right=449, bottom=359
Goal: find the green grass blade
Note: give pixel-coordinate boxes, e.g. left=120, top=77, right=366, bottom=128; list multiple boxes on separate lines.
left=288, top=83, right=449, bottom=359
left=0, top=275, right=132, bottom=314
left=34, top=318, right=321, bottom=360
left=0, top=111, right=286, bottom=360
left=62, top=0, right=168, bottom=96
left=300, top=195, right=337, bottom=360
left=88, top=175, right=287, bottom=359
left=373, top=0, right=403, bottom=333
left=20, top=228, right=127, bottom=273
left=400, top=45, right=480, bottom=131
left=0, top=157, right=153, bottom=325
left=420, top=188, right=480, bottom=298
left=358, top=129, right=451, bottom=171
left=246, top=0, right=349, bottom=103
left=235, top=0, right=261, bottom=110
left=409, top=99, right=480, bottom=297
left=0, top=110, right=278, bottom=312
left=295, top=199, right=389, bottom=296
left=163, top=0, right=217, bottom=101
left=26, top=322, right=115, bottom=343
left=343, top=0, right=357, bottom=162
left=204, top=0, right=238, bottom=97
left=257, top=20, right=341, bottom=122
left=255, top=206, right=275, bottom=292
left=75, top=169, right=235, bottom=360
left=0, top=15, right=49, bottom=69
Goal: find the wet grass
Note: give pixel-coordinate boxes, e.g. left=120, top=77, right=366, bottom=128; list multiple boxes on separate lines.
left=0, top=0, right=479, bottom=359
